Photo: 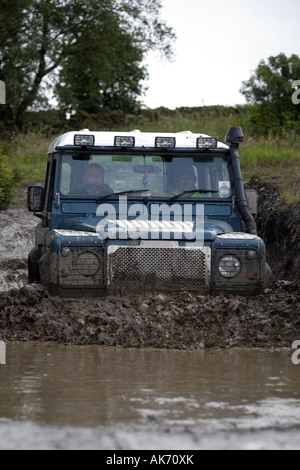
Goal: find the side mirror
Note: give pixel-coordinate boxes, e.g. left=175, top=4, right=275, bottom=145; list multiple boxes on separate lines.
left=245, top=189, right=257, bottom=216
left=27, top=185, right=45, bottom=212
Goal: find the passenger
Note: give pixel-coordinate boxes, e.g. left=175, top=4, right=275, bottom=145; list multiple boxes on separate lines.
left=173, top=166, right=197, bottom=192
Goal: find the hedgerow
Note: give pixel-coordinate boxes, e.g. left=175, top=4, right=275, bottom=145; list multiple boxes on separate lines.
left=0, top=145, right=20, bottom=210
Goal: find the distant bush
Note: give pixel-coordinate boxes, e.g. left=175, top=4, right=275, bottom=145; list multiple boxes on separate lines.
left=240, top=53, right=300, bottom=137
left=0, top=145, right=21, bottom=210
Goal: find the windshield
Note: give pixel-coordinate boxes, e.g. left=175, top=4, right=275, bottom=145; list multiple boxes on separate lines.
left=59, top=153, right=231, bottom=199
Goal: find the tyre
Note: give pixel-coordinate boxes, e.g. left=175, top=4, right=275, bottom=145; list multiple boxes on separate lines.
left=28, top=246, right=40, bottom=283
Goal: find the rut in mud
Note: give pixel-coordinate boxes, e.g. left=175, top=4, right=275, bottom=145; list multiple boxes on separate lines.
left=0, top=180, right=299, bottom=348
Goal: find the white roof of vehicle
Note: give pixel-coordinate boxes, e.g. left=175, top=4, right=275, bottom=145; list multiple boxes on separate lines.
left=48, top=128, right=228, bottom=154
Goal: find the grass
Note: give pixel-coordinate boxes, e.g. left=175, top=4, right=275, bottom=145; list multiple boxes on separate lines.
left=5, top=132, right=49, bottom=184
left=240, top=137, right=300, bottom=203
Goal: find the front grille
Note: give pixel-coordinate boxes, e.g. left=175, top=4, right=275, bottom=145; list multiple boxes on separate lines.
left=108, top=245, right=210, bottom=291
left=59, top=246, right=105, bottom=288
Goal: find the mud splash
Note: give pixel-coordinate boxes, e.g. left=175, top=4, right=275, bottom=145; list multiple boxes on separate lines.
left=0, top=183, right=299, bottom=348
left=0, top=279, right=300, bottom=348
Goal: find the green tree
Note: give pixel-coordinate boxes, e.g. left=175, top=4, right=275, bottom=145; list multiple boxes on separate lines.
left=240, top=53, right=300, bottom=136
left=0, top=0, right=175, bottom=129
left=55, top=7, right=147, bottom=114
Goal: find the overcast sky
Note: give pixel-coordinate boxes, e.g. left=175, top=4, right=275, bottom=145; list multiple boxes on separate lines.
left=142, top=0, right=300, bottom=109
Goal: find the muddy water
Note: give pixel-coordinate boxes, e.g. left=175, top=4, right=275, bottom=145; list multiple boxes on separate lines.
left=1, top=198, right=300, bottom=449
left=0, top=205, right=35, bottom=292
left=0, top=342, right=300, bottom=450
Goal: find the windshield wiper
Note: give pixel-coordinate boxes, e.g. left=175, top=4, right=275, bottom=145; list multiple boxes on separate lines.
left=167, top=189, right=218, bottom=202
left=96, top=189, right=149, bottom=201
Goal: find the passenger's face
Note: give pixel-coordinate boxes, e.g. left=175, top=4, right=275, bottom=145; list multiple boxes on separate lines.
left=174, top=172, right=196, bottom=191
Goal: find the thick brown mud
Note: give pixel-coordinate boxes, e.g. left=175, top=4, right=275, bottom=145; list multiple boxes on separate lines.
left=248, top=177, right=300, bottom=284
left=0, top=280, right=299, bottom=348
left=0, top=181, right=299, bottom=348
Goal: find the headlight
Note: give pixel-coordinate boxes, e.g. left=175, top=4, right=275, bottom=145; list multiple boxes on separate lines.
left=218, top=255, right=241, bottom=278
left=76, top=251, right=100, bottom=276
left=74, top=134, right=95, bottom=146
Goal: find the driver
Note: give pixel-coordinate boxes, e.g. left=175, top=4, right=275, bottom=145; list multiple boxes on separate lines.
left=71, top=163, right=113, bottom=196
left=173, top=166, right=196, bottom=192
left=82, top=163, right=104, bottom=193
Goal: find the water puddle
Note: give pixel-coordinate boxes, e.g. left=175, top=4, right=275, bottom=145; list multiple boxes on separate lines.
left=0, top=342, right=300, bottom=449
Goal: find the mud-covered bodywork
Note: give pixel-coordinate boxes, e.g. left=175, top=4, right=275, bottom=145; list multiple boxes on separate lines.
left=27, top=127, right=271, bottom=297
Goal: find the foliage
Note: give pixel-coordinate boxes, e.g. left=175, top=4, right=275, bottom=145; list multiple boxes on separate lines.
left=0, top=146, right=21, bottom=210
left=240, top=53, right=300, bottom=136
left=0, top=0, right=175, bottom=129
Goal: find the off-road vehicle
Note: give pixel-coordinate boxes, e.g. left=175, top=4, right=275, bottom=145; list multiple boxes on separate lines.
left=27, top=126, right=271, bottom=296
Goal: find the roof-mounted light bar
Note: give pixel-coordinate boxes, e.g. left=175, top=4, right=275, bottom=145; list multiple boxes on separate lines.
left=114, top=136, right=135, bottom=147
left=155, top=136, right=176, bottom=148
left=74, top=134, right=95, bottom=146
left=196, top=137, right=217, bottom=149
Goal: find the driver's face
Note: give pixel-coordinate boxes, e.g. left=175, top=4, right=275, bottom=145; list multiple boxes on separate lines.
left=83, top=167, right=104, bottom=184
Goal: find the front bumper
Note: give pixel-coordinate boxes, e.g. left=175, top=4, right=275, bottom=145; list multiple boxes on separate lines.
left=42, top=231, right=268, bottom=297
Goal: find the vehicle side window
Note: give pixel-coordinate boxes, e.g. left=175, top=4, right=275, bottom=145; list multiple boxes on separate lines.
left=46, top=158, right=57, bottom=212
left=60, top=162, right=71, bottom=195
left=43, top=157, right=57, bottom=213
